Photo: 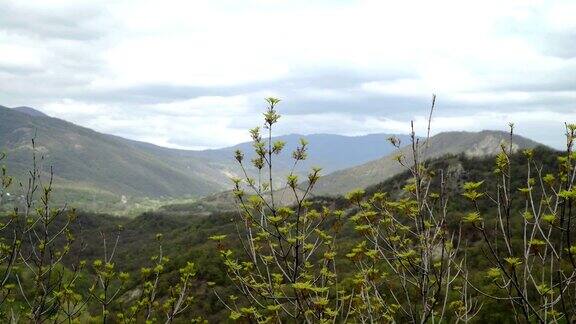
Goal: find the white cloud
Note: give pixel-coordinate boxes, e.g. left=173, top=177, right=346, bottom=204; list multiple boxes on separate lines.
left=0, top=42, right=44, bottom=70
left=0, top=0, right=574, bottom=149
left=41, top=96, right=261, bottom=149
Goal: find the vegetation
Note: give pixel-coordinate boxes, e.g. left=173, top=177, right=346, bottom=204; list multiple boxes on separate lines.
left=1, top=97, right=575, bottom=323
left=0, top=139, right=205, bottom=322
left=213, top=98, right=576, bottom=323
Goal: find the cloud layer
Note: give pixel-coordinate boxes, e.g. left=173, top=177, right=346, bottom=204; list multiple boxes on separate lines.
left=1, top=0, right=574, bottom=149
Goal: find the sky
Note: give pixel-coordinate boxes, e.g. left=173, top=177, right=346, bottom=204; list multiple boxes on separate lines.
left=0, top=0, right=574, bottom=150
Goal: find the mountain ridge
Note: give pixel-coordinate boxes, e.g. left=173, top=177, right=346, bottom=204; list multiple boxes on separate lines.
left=12, top=106, right=49, bottom=117
left=0, top=106, right=223, bottom=201
left=311, top=129, right=544, bottom=196
left=0, top=105, right=414, bottom=209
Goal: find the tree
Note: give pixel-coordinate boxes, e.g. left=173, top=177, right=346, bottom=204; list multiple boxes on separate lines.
left=215, top=98, right=347, bottom=322
left=461, top=123, right=576, bottom=323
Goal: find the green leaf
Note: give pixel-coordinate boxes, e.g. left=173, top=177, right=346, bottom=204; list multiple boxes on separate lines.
left=504, top=257, right=522, bottom=268
left=463, top=181, right=484, bottom=191
left=209, top=235, right=227, bottom=241
left=463, top=212, right=482, bottom=224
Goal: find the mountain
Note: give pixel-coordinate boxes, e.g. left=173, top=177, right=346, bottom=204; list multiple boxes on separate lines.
left=1, top=104, right=546, bottom=209
left=197, top=133, right=412, bottom=175
left=165, top=130, right=545, bottom=212
left=0, top=106, right=227, bottom=205
left=0, top=105, right=408, bottom=209
left=12, top=106, right=49, bottom=117
left=312, top=130, right=543, bottom=196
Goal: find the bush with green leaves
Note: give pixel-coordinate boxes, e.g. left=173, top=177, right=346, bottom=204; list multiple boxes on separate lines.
left=460, top=123, right=576, bottom=323
left=215, top=97, right=473, bottom=322
left=341, top=97, right=478, bottom=323
left=212, top=98, right=350, bottom=322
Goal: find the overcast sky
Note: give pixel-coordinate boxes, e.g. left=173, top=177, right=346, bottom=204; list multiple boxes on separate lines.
left=1, top=0, right=574, bottom=149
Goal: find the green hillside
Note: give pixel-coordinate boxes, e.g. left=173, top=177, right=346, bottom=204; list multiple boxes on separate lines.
left=0, top=106, right=225, bottom=206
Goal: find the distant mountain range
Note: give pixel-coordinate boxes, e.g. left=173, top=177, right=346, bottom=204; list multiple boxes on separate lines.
left=0, top=105, right=411, bottom=206
left=312, top=130, right=542, bottom=196
left=185, top=129, right=545, bottom=211
left=197, top=132, right=413, bottom=175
